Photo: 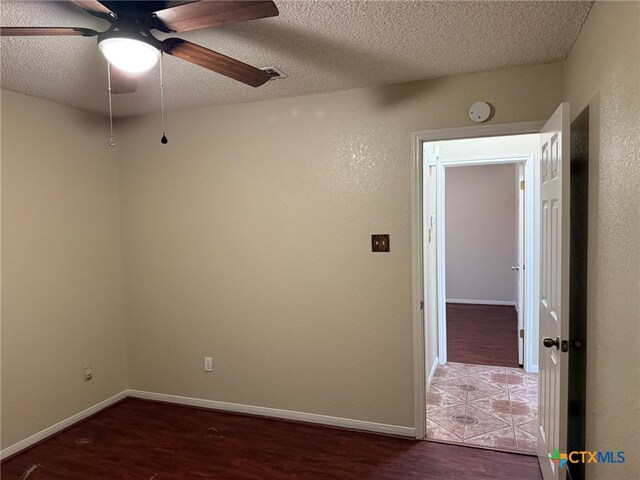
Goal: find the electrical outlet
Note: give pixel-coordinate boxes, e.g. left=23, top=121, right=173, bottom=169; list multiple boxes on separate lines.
left=204, top=357, right=213, bottom=372
left=83, top=365, right=93, bottom=381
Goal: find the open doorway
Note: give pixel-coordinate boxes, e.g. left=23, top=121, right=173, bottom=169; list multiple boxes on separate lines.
left=445, top=162, right=522, bottom=367
left=422, top=134, right=540, bottom=454
left=412, top=106, right=574, bottom=477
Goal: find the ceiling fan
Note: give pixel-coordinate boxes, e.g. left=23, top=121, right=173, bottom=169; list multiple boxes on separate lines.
left=0, top=1, right=278, bottom=94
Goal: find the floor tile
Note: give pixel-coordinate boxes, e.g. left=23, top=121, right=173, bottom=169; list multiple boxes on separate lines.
left=426, top=362, right=539, bottom=455
left=465, top=376, right=506, bottom=401
left=517, top=419, right=539, bottom=437
left=510, top=385, right=538, bottom=403
left=508, top=392, right=538, bottom=426
left=432, top=364, right=468, bottom=382
left=428, top=404, right=467, bottom=439
left=426, top=418, right=462, bottom=442
left=463, top=405, right=510, bottom=439
left=431, top=376, right=469, bottom=402
left=468, top=391, right=512, bottom=424
left=469, top=369, right=509, bottom=390
left=427, top=386, right=465, bottom=412
left=506, top=370, right=539, bottom=391
left=468, top=364, right=506, bottom=375
left=506, top=367, right=539, bottom=379
left=515, top=426, right=538, bottom=453
left=446, top=362, right=471, bottom=374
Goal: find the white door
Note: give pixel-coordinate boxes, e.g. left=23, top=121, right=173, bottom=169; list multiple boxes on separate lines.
left=538, top=103, right=570, bottom=479
left=516, top=163, right=525, bottom=365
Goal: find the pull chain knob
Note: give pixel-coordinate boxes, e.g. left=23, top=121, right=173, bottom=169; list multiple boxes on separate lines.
left=159, top=53, right=168, bottom=145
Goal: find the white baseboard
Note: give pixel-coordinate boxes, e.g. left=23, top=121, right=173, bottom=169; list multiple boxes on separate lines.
left=0, top=390, right=128, bottom=461
left=427, top=357, right=439, bottom=389
left=127, top=389, right=415, bottom=438
left=525, top=364, right=539, bottom=374
left=446, top=298, right=516, bottom=307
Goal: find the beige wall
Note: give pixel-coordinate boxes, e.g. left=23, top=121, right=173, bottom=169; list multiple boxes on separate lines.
left=445, top=163, right=517, bottom=303
left=0, top=91, right=128, bottom=448
left=564, top=2, right=640, bottom=479
left=117, top=63, right=563, bottom=427
left=0, top=2, right=636, bottom=468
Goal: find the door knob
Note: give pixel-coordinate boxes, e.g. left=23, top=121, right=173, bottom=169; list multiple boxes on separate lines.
left=511, top=266, right=519, bottom=271
left=543, top=336, right=560, bottom=349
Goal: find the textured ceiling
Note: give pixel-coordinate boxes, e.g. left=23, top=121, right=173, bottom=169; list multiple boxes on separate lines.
left=0, top=1, right=592, bottom=117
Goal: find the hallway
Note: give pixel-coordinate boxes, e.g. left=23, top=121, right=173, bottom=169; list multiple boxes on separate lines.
left=427, top=304, right=537, bottom=454
left=446, top=303, right=519, bottom=367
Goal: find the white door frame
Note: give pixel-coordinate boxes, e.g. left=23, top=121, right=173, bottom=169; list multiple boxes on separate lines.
left=411, top=121, right=544, bottom=440
left=435, top=154, right=536, bottom=369
left=517, top=162, right=526, bottom=366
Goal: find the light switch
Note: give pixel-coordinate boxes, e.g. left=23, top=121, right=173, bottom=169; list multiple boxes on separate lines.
left=372, top=234, right=390, bottom=252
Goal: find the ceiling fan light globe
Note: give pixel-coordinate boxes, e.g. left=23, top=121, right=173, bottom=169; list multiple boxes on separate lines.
left=98, top=37, right=159, bottom=73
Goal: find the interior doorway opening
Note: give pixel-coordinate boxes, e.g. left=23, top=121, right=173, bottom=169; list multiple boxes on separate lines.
left=422, top=133, right=541, bottom=454
left=412, top=106, right=573, bottom=478
left=444, top=162, right=522, bottom=368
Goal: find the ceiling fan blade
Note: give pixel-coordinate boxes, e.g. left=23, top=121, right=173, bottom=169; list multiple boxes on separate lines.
left=110, top=66, right=138, bottom=94
left=164, top=1, right=200, bottom=8
left=69, top=1, right=116, bottom=18
left=0, top=27, right=99, bottom=37
left=163, top=38, right=271, bottom=87
left=153, top=1, right=278, bottom=33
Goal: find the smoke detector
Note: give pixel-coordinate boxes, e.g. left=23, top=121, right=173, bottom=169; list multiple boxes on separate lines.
left=469, top=101, right=492, bottom=123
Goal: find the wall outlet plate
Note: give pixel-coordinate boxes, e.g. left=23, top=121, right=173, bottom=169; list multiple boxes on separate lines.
left=204, top=357, right=213, bottom=372
left=371, top=234, right=390, bottom=252
left=83, top=365, right=93, bottom=381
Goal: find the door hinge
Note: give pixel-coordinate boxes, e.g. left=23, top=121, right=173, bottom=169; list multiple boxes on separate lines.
left=519, top=329, right=525, bottom=339
left=520, top=180, right=525, bottom=190
left=426, top=146, right=439, bottom=166
left=428, top=215, right=436, bottom=243
left=420, top=301, right=424, bottom=310
left=569, top=339, right=583, bottom=350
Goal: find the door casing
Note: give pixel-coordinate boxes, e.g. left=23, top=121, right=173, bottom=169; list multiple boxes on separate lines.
left=432, top=153, right=536, bottom=371
left=411, top=121, right=544, bottom=440
left=517, top=162, right=526, bottom=365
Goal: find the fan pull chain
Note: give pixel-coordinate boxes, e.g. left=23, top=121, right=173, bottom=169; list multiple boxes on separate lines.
left=107, top=62, right=115, bottom=147
left=159, top=53, right=168, bottom=144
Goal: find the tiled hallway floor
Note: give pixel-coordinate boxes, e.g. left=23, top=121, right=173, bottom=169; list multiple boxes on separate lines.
left=426, top=362, right=538, bottom=454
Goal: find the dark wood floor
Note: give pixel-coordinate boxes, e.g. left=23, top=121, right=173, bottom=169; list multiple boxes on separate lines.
left=2, top=398, right=541, bottom=479
left=447, top=303, right=520, bottom=367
